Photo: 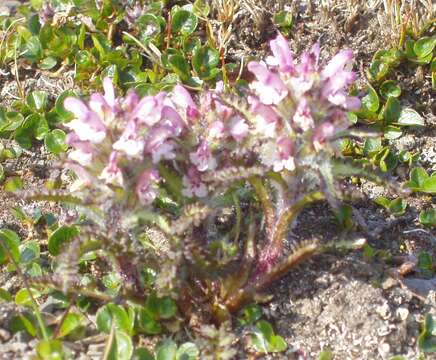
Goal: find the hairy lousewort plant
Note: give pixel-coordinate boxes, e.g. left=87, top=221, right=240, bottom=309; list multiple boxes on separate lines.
left=26, top=32, right=369, bottom=322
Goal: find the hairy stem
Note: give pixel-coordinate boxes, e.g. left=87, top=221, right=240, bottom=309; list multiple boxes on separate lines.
left=224, top=241, right=320, bottom=314
left=249, top=177, right=275, bottom=239
left=271, top=191, right=324, bottom=255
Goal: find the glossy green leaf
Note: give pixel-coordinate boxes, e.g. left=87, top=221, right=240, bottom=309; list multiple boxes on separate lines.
left=251, top=320, right=287, bottom=353
left=384, top=125, right=402, bottom=140
left=418, top=314, right=436, bottom=353
left=45, top=129, right=68, bottom=154
left=172, top=10, right=198, bottom=35
left=48, top=225, right=79, bottom=256
left=0, top=229, right=21, bottom=265
left=36, top=340, right=64, bottom=360
left=361, top=84, right=379, bottom=113
left=419, top=208, right=436, bottom=227
left=397, top=108, right=425, bottom=126
left=15, top=288, right=41, bottom=306
left=176, top=342, right=199, bottom=360
left=368, top=60, right=389, bottom=82
left=40, top=57, right=57, bottom=70
left=96, top=303, right=134, bottom=335
left=133, top=348, right=155, bottom=360
left=0, top=287, right=12, bottom=301
left=168, top=54, right=191, bottom=81
left=20, top=241, right=39, bottom=263
left=57, top=312, right=84, bottom=338
left=159, top=297, right=177, bottom=320
left=397, top=108, right=424, bottom=127
left=55, top=90, right=76, bottom=123
left=156, top=339, right=177, bottom=360
left=192, top=45, right=220, bottom=80
left=379, top=80, right=401, bottom=98
left=382, top=97, right=401, bottom=124
left=26, top=91, right=48, bottom=112
left=414, top=37, right=436, bottom=58
left=137, top=307, right=162, bottom=335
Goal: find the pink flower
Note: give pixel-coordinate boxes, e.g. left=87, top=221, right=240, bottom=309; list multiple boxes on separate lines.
left=321, top=50, right=354, bottom=79
left=247, top=61, right=288, bottom=105
left=250, top=98, right=279, bottom=137
left=229, top=117, right=249, bottom=141
left=190, top=140, right=217, bottom=172
left=160, top=106, right=184, bottom=135
left=182, top=167, right=208, bottom=198
left=66, top=133, right=95, bottom=166
left=102, top=77, right=116, bottom=108
left=313, top=122, right=335, bottom=151
left=136, top=170, right=159, bottom=205
left=64, top=98, right=107, bottom=143
left=260, top=137, right=295, bottom=172
left=99, top=152, right=123, bottom=187
left=113, top=120, right=145, bottom=157
left=122, top=89, right=140, bottom=112
left=267, top=33, right=295, bottom=73
left=131, top=93, right=165, bottom=126
left=171, top=85, right=199, bottom=120
left=208, top=121, right=225, bottom=139
left=145, top=126, right=176, bottom=163
left=293, top=98, right=314, bottom=131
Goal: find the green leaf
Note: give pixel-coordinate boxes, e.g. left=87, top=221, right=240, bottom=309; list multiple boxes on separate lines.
left=45, top=129, right=68, bottom=154
left=48, top=225, right=79, bottom=256
left=418, top=251, right=433, bottom=276
left=156, top=339, right=177, bottom=360
left=408, top=167, right=429, bottom=190
left=192, top=46, right=220, bottom=80
left=26, top=91, right=48, bottom=112
left=4, top=177, right=23, bottom=192
left=368, top=60, right=389, bottom=82
left=379, top=80, right=401, bottom=98
left=414, top=37, right=436, bottom=58
left=96, top=303, right=134, bottom=335
left=40, top=57, right=57, bottom=70
left=0, top=229, right=21, bottom=265
left=159, top=297, right=177, bottom=320
left=24, top=36, right=43, bottom=62
left=0, top=164, right=4, bottom=183
left=168, top=54, right=191, bottom=81
left=15, top=114, right=41, bottom=149
left=419, top=208, right=436, bottom=227
left=176, top=342, right=199, bottom=360
left=55, top=90, right=76, bottom=123
left=133, top=348, right=155, bottom=360
left=388, top=198, right=407, bottom=216
left=384, top=125, right=402, bottom=140
left=252, top=320, right=287, bottom=353
left=363, top=137, right=382, bottom=156
left=418, top=314, right=436, bottom=353
left=397, top=108, right=424, bottom=127
left=57, top=312, right=84, bottom=338
left=361, top=84, right=379, bottom=113
left=10, top=313, right=38, bottom=337
left=172, top=10, right=198, bottom=35
left=20, top=241, right=40, bottom=263
left=137, top=307, right=162, bottom=335
left=36, top=340, right=64, bottom=360
left=0, top=288, right=13, bottom=301
left=422, top=176, right=436, bottom=193
left=273, top=10, right=293, bottom=30
left=15, top=288, right=41, bottom=306
left=382, top=97, right=401, bottom=124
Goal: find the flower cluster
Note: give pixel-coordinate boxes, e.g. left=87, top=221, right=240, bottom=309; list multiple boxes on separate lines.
left=63, top=32, right=360, bottom=208
left=247, top=33, right=360, bottom=172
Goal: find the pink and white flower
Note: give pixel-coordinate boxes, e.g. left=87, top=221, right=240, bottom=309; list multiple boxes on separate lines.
left=99, top=151, right=124, bottom=187
left=190, top=140, right=217, bottom=172
left=260, top=137, right=295, bottom=172
left=182, top=166, right=208, bottom=198
left=136, top=169, right=160, bottom=205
